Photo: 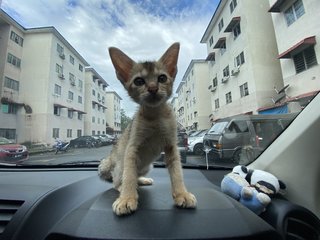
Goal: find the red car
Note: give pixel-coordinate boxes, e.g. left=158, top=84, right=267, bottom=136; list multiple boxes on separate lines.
left=0, top=137, right=29, bottom=165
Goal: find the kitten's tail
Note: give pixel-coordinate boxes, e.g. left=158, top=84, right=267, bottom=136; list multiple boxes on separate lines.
left=98, top=157, right=114, bottom=182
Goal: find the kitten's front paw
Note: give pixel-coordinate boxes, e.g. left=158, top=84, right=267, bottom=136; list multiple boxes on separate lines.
left=112, top=197, right=138, bottom=216
left=173, top=192, right=197, bottom=208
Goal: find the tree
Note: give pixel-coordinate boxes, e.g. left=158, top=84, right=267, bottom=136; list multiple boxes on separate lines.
left=120, top=109, right=132, bottom=131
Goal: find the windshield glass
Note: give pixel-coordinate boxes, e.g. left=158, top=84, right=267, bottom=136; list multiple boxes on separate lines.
left=0, top=1, right=317, bottom=169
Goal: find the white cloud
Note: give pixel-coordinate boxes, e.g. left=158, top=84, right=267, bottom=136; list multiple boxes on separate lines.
left=2, top=0, right=218, bottom=117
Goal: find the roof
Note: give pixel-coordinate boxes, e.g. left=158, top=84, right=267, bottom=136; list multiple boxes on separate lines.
left=105, top=91, right=122, bottom=100
left=85, top=67, right=109, bottom=87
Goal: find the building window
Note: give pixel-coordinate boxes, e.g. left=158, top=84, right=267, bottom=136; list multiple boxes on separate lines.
left=69, top=55, right=74, bottom=65
left=223, top=65, right=230, bottom=77
left=92, top=116, right=95, bottom=123
left=78, top=79, right=83, bottom=91
left=293, top=46, right=318, bottom=74
left=233, top=23, right=241, bottom=39
left=7, top=53, right=21, bottom=68
left=69, top=73, right=76, bottom=86
left=77, top=129, right=82, bottom=137
left=213, top=77, right=218, bottom=87
left=230, top=0, right=237, bottom=13
left=240, top=82, right=249, bottom=97
left=0, top=128, right=16, bottom=139
left=68, top=110, right=73, bottom=119
left=57, top=43, right=64, bottom=54
left=54, top=106, right=61, bottom=116
left=226, top=92, right=232, bottom=104
left=54, top=84, right=61, bottom=95
left=68, top=91, right=74, bottom=101
left=215, top=99, right=219, bottom=109
left=56, top=64, right=63, bottom=74
left=78, top=96, right=82, bottom=104
left=92, top=89, right=96, bottom=96
left=218, top=18, right=224, bottom=32
left=209, top=36, right=214, bottom=47
left=284, top=0, right=305, bottom=26
left=10, top=31, right=24, bottom=46
left=4, top=77, right=19, bottom=91
left=78, top=113, right=82, bottom=120
left=220, top=41, right=226, bottom=55
left=67, top=129, right=72, bottom=138
left=79, top=64, right=83, bottom=72
left=235, top=51, right=245, bottom=66
left=1, top=104, right=18, bottom=114
left=52, top=128, right=59, bottom=138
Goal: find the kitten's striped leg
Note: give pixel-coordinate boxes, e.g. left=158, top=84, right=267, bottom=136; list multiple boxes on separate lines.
left=165, top=145, right=197, bottom=208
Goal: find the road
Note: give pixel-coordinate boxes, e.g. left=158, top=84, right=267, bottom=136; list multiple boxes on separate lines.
left=26, top=145, right=113, bottom=165
left=26, top=145, right=210, bottom=166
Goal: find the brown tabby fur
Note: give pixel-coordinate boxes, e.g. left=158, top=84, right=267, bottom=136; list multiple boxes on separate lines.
left=98, top=43, right=196, bottom=216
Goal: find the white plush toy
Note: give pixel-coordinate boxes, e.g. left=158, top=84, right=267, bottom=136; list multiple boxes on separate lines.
left=232, top=165, right=286, bottom=197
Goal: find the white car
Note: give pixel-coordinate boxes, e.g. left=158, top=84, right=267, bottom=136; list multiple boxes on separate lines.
left=188, top=130, right=208, bottom=155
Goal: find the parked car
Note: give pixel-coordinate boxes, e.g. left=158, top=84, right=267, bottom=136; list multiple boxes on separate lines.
left=94, top=135, right=112, bottom=146
left=187, top=130, right=208, bottom=155
left=203, top=113, right=297, bottom=164
left=0, top=137, right=29, bottom=165
left=69, top=136, right=102, bottom=148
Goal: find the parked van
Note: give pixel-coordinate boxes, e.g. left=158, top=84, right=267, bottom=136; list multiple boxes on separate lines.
left=203, top=113, right=298, bottom=164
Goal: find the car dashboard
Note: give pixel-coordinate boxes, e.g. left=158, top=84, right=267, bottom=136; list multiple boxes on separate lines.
left=0, top=167, right=319, bottom=240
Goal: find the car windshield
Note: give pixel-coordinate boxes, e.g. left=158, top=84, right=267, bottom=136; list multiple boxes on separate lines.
left=0, top=1, right=318, bottom=169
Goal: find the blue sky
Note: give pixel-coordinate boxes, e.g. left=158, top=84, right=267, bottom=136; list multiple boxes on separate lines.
left=1, top=0, right=218, bottom=117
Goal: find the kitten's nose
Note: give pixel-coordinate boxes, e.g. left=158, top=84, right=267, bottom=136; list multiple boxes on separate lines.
left=148, top=86, right=158, bottom=94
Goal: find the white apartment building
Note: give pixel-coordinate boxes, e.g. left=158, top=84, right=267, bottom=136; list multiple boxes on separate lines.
left=84, top=68, right=108, bottom=136
left=0, top=10, right=90, bottom=144
left=0, top=9, right=123, bottom=144
left=200, top=0, right=284, bottom=120
left=176, top=81, right=187, bottom=128
left=105, top=91, right=122, bottom=135
left=267, top=0, right=320, bottom=111
left=177, top=60, right=212, bottom=130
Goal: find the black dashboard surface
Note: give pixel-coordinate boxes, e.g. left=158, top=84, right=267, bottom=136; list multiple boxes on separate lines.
left=0, top=167, right=281, bottom=240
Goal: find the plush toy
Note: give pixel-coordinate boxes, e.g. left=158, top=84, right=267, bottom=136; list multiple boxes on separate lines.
left=221, top=165, right=286, bottom=215
left=232, top=165, right=286, bottom=196
left=221, top=172, right=271, bottom=215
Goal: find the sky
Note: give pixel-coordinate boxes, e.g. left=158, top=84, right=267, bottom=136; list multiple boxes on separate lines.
left=1, top=0, right=218, bottom=117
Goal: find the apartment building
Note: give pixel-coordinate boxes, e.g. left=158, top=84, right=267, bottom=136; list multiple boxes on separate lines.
left=176, top=81, right=187, bottom=128
left=105, top=91, right=122, bottom=135
left=177, top=60, right=212, bottom=130
left=84, top=68, right=108, bottom=136
left=0, top=9, right=122, bottom=144
left=267, top=0, right=320, bottom=111
left=200, top=0, right=284, bottom=121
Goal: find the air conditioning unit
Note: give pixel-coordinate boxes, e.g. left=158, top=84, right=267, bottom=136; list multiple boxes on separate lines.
left=211, top=86, right=217, bottom=92
left=70, top=80, right=76, bottom=86
left=231, top=67, right=240, bottom=76
left=221, top=76, right=229, bottom=83
left=58, top=73, right=65, bottom=79
left=59, top=52, right=65, bottom=59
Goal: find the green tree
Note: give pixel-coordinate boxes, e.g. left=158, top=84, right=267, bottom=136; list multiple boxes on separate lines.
left=120, top=109, right=132, bottom=131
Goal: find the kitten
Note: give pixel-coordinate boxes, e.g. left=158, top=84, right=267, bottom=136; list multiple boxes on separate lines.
left=98, top=42, right=197, bottom=216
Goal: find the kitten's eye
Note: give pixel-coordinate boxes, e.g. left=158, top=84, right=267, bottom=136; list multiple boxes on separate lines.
left=133, top=77, right=145, bottom=86
left=158, top=74, right=167, bottom=83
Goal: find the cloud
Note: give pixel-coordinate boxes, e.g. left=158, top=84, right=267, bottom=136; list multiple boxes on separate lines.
left=1, top=0, right=218, bottom=117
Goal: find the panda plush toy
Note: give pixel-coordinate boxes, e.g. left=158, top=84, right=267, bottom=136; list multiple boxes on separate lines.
left=221, top=165, right=286, bottom=215
left=232, top=165, right=286, bottom=197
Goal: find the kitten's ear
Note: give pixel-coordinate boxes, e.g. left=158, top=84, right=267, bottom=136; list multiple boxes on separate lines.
left=159, top=42, right=180, bottom=79
left=109, top=47, right=135, bottom=84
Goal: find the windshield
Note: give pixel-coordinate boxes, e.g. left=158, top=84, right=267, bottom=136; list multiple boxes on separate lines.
left=0, top=1, right=317, bottom=169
